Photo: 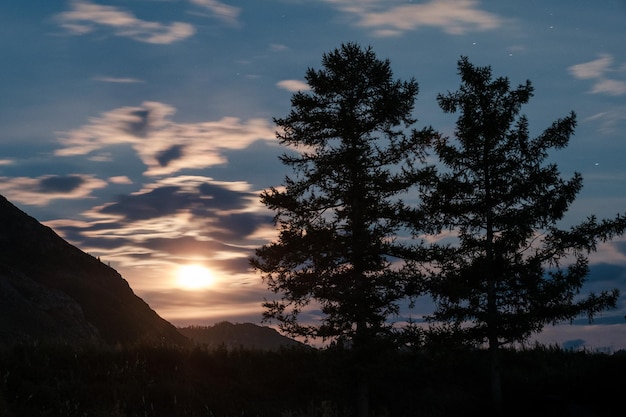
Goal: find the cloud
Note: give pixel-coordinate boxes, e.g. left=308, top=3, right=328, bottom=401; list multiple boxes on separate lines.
left=142, top=287, right=269, bottom=325
left=569, top=54, right=626, bottom=96
left=569, top=54, right=613, bottom=79
left=55, top=0, right=195, bottom=44
left=585, top=262, right=626, bottom=298
left=93, top=76, right=145, bottom=83
left=108, top=176, right=133, bottom=184
left=93, top=178, right=259, bottom=223
left=534, top=323, right=626, bottom=352
left=55, top=101, right=276, bottom=176
left=323, top=0, right=505, bottom=37
left=46, top=175, right=273, bottom=297
left=46, top=104, right=278, bottom=300
left=0, top=174, right=107, bottom=206
left=585, top=108, right=626, bottom=134
left=276, top=79, right=310, bottom=92
left=156, top=144, right=185, bottom=167
left=269, top=43, right=288, bottom=52
left=590, top=78, right=626, bottom=96
left=38, top=175, right=86, bottom=193
left=188, top=0, right=241, bottom=25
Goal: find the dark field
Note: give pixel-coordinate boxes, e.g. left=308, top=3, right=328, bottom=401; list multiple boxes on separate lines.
left=0, top=342, right=623, bottom=417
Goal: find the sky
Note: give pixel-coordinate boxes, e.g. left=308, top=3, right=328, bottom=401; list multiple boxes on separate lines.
left=1, top=0, right=626, bottom=351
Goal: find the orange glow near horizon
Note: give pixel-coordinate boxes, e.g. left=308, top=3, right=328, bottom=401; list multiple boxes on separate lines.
left=175, top=264, right=216, bottom=290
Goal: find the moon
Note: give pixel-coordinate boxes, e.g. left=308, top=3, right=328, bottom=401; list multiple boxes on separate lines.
left=176, top=264, right=215, bottom=290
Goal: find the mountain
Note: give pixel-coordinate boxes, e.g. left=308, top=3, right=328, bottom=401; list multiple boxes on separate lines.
left=178, top=322, right=307, bottom=351
left=0, top=194, right=188, bottom=346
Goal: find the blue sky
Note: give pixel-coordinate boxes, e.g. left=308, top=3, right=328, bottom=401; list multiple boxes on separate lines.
left=1, top=0, right=626, bottom=350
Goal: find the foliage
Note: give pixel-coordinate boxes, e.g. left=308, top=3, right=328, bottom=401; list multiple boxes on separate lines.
left=251, top=42, right=434, bottom=347
left=422, top=56, right=626, bottom=348
left=178, top=322, right=306, bottom=351
left=0, top=341, right=624, bottom=417
left=417, top=56, right=626, bottom=413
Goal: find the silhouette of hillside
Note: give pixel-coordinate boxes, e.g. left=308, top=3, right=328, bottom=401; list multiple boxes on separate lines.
left=179, top=321, right=306, bottom=350
left=0, top=194, right=188, bottom=346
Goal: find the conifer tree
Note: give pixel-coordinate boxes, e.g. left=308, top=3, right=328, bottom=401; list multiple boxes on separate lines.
left=420, top=56, right=626, bottom=415
left=251, top=43, right=433, bottom=417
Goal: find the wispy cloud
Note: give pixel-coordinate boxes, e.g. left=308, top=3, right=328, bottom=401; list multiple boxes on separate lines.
left=143, top=287, right=270, bottom=325
left=188, top=0, right=241, bottom=25
left=46, top=175, right=273, bottom=293
left=590, top=79, right=626, bottom=96
left=569, top=54, right=613, bottom=79
left=569, top=54, right=626, bottom=96
left=56, top=0, right=195, bottom=44
left=45, top=102, right=278, bottom=295
left=0, top=174, right=107, bottom=206
left=585, top=107, right=626, bottom=134
left=55, top=101, right=276, bottom=176
left=276, top=79, right=310, bottom=92
left=93, top=76, right=145, bottom=83
left=108, top=175, right=133, bottom=184
left=269, top=43, right=288, bottom=52
left=323, top=0, right=505, bottom=37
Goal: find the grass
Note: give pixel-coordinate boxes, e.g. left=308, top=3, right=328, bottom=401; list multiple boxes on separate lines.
left=0, top=341, right=624, bottom=416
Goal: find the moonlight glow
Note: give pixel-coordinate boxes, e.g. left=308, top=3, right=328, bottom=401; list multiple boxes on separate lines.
left=176, top=264, right=215, bottom=290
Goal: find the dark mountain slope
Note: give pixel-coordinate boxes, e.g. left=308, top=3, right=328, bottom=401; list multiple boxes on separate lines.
left=0, top=194, right=188, bottom=346
left=179, top=321, right=307, bottom=350
left=0, top=265, right=101, bottom=343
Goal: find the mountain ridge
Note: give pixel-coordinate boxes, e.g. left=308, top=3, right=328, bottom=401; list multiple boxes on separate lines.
left=0, top=194, right=306, bottom=350
left=0, top=194, right=188, bottom=346
left=178, top=321, right=307, bottom=351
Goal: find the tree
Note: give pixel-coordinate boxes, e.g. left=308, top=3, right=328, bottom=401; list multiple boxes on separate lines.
left=419, top=57, right=626, bottom=415
left=251, top=43, right=433, bottom=417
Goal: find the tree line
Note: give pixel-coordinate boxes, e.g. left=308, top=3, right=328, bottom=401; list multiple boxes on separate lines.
left=3, top=341, right=623, bottom=417
left=250, top=42, right=626, bottom=417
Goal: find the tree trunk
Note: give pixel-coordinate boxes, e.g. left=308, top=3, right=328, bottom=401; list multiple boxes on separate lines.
left=489, top=343, right=502, bottom=417
left=354, top=320, right=370, bottom=417
left=357, top=377, right=369, bottom=417
left=484, top=141, right=502, bottom=416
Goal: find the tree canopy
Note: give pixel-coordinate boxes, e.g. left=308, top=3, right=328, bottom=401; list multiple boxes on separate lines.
left=252, top=45, right=626, bottom=417
left=251, top=43, right=433, bottom=349
left=419, top=56, right=626, bottom=414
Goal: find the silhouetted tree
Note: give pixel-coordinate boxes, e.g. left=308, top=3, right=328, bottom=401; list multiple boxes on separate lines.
left=418, top=57, right=626, bottom=416
left=251, top=43, right=434, bottom=417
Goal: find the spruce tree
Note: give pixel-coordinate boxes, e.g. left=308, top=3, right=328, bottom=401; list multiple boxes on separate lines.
left=251, top=43, right=433, bottom=416
left=420, top=56, right=626, bottom=415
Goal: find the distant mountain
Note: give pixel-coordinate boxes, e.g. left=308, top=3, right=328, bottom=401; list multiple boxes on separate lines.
left=0, top=194, right=188, bottom=346
left=178, top=322, right=307, bottom=351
